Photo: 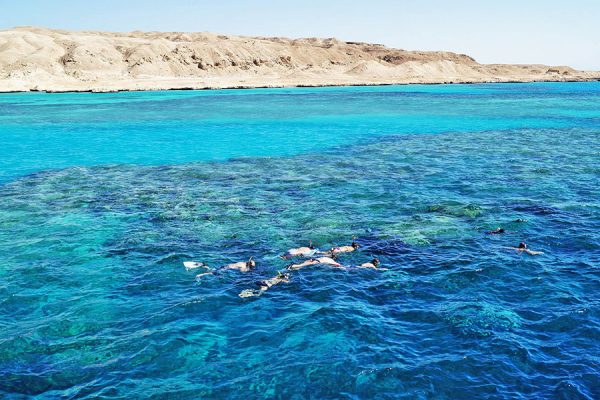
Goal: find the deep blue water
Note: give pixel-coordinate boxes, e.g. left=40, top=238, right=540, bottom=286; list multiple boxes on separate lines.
left=0, top=82, right=599, bottom=399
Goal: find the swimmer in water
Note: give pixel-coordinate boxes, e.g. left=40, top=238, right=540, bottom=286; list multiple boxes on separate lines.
left=507, top=242, right=544, bottom=256
left=239, top=271, right=290, bottom=298
left=221, top=257, right=256, bottom=272
left=257, top=271, right=290, bottom=291
left=286, top=258, right=320, bottom=270
left=280, top=241, right=317, bottom=260
left=286, top=256, right=343, bottom=270
left=315, top=256, right=343, bottom=268
left=322, top=241, right=360, bottom=256
left=195, top=257, right=256, bottom=279
left=357, top=258, right=382, bottom=269
left=487, top=227, right=505, bottom=235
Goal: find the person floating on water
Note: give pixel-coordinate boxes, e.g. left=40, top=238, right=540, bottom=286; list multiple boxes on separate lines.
left=286, top=258, right=320, bottom=270
left=257, top=271, right=291, bottom=291
left=186, top=257, right=257, bottom=279
left=487, top=227, right=505, bottom=235
left=221, top=257, right=257, bottom=272
left=280, top=241, right=317, bottom=259
left=321, top=240, right=360, bottom=256
left=286, top=256, right=342, bottom=270
left=239, top=271, right=291, bottom=298
left=315, top=256, right=343, bottom=267
left=507, top=242, right=544, bottom=256
left=357, top=258, right=386, bottom=269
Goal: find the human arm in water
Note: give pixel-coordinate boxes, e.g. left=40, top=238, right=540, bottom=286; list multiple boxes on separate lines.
left=523, top=249, right=544, bottom=255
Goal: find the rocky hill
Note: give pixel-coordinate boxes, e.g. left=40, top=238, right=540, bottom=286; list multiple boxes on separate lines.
left=1, top=26, right=598, bottom=92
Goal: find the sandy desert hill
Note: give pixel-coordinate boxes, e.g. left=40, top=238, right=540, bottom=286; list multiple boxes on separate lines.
left=0, top=26, right=598, bottom=92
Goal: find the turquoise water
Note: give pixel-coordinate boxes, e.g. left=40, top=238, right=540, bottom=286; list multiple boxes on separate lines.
left=0, top=82, right=599, bottom=398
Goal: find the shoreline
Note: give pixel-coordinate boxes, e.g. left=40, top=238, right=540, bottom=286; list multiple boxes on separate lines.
left=1, top=77, right=599, bottom=94
left=3, top=27, right=599, bottom=95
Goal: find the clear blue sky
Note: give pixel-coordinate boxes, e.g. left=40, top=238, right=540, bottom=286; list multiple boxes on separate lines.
left=1, top=0, right=599, bottom=70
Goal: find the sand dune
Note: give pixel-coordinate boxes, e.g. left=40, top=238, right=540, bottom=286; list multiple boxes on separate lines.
left=1, top=26, right=598, bottom=92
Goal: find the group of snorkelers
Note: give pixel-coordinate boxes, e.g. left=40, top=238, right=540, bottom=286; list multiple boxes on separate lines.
left=183, top=228, right=544, bottom=299
left=183, top=239, right=384, bottom=298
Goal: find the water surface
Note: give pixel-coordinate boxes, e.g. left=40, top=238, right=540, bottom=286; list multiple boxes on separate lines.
left=0, top=83, right=599, bottom=399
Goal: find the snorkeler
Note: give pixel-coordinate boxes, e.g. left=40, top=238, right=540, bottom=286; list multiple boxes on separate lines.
left=281, top=241, right=317, bottom=259
left=257, top=271, right=290, bottom=291
left=315, top=256, right=343, bottom=267
left=239, top=271, right=291, bottom=298
left=487, top=227, right=505, bottom=235
left=286, top=258, right=320, bottom=270
left=221, top=257, right=256, bottom=272
left=322, top=241, right=360, bottom=256
left=193, top=257, right=257, bottom=279
left=357, top=258, right=381, bottom=269
left=286, top=256, right=342, bottom=270
left=507, top=242, right=544, bottom=256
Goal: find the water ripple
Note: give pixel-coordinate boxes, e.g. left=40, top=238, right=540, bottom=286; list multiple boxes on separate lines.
left=0, top=123, right=599, bottom=397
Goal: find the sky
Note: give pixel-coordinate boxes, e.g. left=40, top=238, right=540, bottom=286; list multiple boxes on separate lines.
left=1, top=0, right=599, bottom=70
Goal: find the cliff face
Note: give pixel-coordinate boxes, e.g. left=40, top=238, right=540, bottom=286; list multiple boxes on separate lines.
left=1, top=27, right=598, bottom=92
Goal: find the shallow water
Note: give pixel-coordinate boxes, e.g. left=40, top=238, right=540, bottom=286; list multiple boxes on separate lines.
left=1, top=83, right=599, bottom=399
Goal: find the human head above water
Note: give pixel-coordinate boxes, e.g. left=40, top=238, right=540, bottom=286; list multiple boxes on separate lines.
left=372, top=258, right=380, bottom=266
left=247, top=257, right=256, bottom=268
left=352, top=241, right=360, bottom=249
left=518, top=242, right=527, bottom=249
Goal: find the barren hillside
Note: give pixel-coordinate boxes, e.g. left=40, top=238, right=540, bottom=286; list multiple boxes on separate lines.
left=1, top=26, right=598, bottom=92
